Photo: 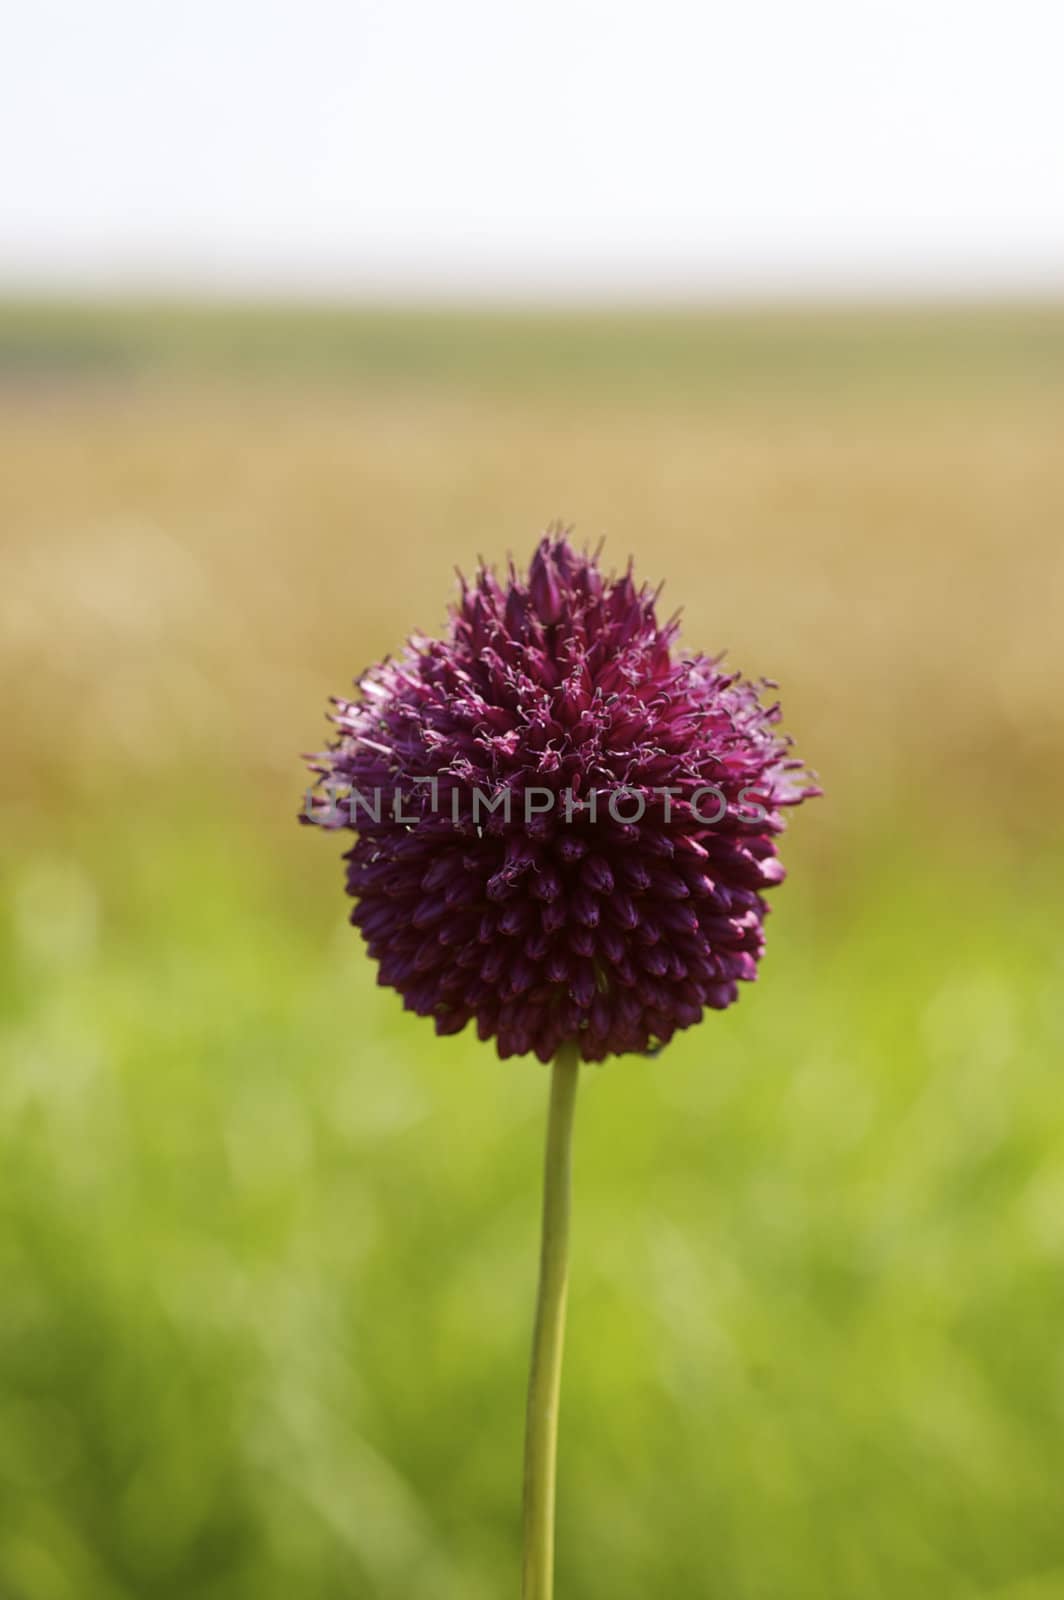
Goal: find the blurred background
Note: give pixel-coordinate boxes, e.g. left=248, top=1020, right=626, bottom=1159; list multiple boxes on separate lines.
left=2, top=4, right=1064, bottom=1598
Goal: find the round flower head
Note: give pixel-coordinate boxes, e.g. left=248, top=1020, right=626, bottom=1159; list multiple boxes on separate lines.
left=304, top=531, right=818, bottom=1063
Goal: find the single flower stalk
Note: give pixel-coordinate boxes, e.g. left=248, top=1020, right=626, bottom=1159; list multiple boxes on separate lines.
left=303, top=528, right=817, bottom=1597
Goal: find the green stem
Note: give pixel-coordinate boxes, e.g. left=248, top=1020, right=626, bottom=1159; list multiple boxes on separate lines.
left=522, top=1042, right=580, bottom=1600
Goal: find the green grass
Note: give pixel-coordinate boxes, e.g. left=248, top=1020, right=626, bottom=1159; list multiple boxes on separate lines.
left=3, top=300, right=1064, bottom=401
left=3, top=807, right=1063, bottom=1600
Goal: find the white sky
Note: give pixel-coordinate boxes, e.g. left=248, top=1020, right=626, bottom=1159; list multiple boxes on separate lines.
left=1, top=0, right=1062, bottom=300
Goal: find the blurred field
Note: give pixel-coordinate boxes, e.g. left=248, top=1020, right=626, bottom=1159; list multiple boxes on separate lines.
left=2, top=301, right=1064, bottom=1600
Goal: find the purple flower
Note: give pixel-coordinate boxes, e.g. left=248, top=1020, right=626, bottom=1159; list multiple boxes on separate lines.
left=303, top=530, right=818, bottom=1063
